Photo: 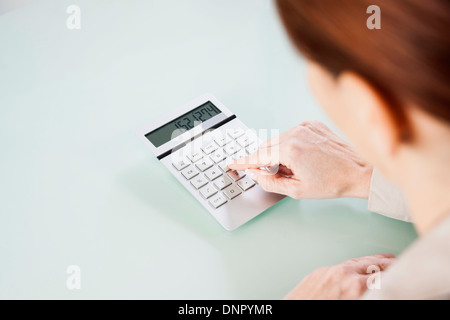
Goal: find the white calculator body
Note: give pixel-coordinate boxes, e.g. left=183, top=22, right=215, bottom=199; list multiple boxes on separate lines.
left=136, top=94, right=285, bottom=231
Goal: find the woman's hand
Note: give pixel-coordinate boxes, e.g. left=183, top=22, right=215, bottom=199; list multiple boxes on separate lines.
left=228, top=121, right=373, bottom=199
left=285, top=254, right=395, bottom=300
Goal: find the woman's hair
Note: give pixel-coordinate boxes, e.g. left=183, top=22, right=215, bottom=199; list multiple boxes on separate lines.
left=276, top=0, right=450, bottom=132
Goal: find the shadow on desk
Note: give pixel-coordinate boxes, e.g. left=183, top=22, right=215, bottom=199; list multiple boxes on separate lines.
left=117, top=158, right=417, bottom=299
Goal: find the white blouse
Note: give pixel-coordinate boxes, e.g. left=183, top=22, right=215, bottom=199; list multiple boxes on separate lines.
left=362, top=169, right=450, bottom=299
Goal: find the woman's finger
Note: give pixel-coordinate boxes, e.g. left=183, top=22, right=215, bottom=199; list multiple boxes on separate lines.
left=246, top=169, right=300, bottom=196
left=343, top=254, right=396, bottom=274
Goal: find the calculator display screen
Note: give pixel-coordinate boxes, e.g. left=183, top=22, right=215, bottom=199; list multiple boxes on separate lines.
left=145, top=101, right=222, bottom=147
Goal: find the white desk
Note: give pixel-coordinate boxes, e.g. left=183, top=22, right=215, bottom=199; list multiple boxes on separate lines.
left=0, top=0, right=417, bottom=299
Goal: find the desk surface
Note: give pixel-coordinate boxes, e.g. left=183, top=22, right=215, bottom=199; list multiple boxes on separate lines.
left=0, top=0, right=417, bottom=299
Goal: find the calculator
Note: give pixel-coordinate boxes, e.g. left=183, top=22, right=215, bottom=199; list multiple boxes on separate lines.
left=136, top=94, right=285, bottom=231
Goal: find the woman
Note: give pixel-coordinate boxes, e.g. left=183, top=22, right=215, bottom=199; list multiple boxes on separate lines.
left=229, top=0, right=450, bottom=299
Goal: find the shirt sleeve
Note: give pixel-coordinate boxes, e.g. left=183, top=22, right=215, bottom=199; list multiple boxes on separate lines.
left=368, top=169, right=412, bottom=222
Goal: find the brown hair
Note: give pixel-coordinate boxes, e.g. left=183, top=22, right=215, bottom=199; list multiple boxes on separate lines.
left=276, top=0, right=450, bottom=136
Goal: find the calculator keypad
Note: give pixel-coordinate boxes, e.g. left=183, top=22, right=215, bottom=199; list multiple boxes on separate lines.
left=187, top=151, right=203, bottom=163
left=181, top=166, right=199, bottom=180
left=199, top=185, right=218, bottom=199
left=213, top=175, right=233, bottom=190
left=232, top=149, right=247, bottom=161
left=246, top=144, right=258, bottom=155
left=218, top=159, right=232, bottom=173
left=209, top=193, right=227, bottom=209
left=228, top=128, right=245, bottom=140
left=204, top=167, right=222, bottom=181
left=227, top=170, right=246, bottom=182
left=213, top=135, right=233, bottom=147
left=223, top=184, right=242, bottom=200
left=190, top=175, right=208, bottom=189
left=237, top=176, right=256, bottom=191
left=224, top=143, right=239, bottom=156
left=201, top=142, right=218, bottom=155
left=172, top=156, right=190, bottom=171
left=236, top=135, right=254, bottom=148
left=210, top=149, right=227, bottom=163
left=174, top=128, right=258, bottom=210
left=195, top=157, right=214, bottom=172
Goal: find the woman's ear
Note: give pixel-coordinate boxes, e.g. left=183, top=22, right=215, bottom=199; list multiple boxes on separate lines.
left=335, top=72, right=402, bottom=164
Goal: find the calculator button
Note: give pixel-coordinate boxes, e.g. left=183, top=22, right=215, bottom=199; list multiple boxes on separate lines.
left=227, top=170, right=246, bottom=182
left=210, top=149, right=227, bottom=163
left=218, top=159, right=232, bottom=173
left=214, top=135, right=233, bottom=147
left=201, top=142, right=218, bottom=155
left=187, top=151, right=203, bottom=163
left=223, top=184, right=242, bottom=200
left=213, top=175, right=232, bottom=190
left=172, top=156, right=190, bottom=171
left=199, top=184, right=218, bottom=199
left=236, top=135, right=254, bottom=148
left=227, top=128, right=245, bottom=140
left=232, top=149, right=248, bottom=160
left=181, top=166, right=199, bottom=180
left=195, top=157, right=214, bottom=172
left=246, top=144, right=258, bottom=154
left=190, top=175, right=208, bottom=189
left=237, top=176, right=256, bottom=191
left=224, top=143, right=240, bottom=156
left=209, top=193, right=227, bottom=209
left=204, top=167, right=222, bottom=181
